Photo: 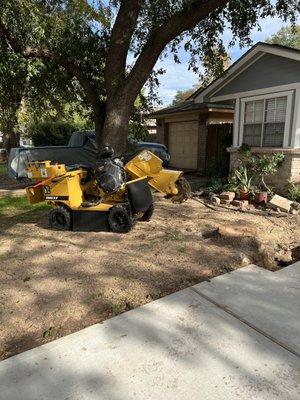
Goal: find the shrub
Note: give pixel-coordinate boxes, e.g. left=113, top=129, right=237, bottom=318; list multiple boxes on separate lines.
left=208, top=177, right=224, bottom=193
left=287, top=183, right=300, bottom=202
left=28, top=121, right=78, bottom=146
left=128, top=121, right=148, bottom=141
left=230, top=146, right=285, bottom=193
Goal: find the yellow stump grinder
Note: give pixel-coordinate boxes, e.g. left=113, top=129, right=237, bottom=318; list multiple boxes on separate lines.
left=26, top=146, right=191, bottom=233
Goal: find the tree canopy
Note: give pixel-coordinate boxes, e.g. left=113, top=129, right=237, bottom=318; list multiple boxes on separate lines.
left=172, top=87, right=199, bottom=105
left=0, top=35, right=28, bottom=150
left=0, top=1, right=299, bottom=154
left=172, top=48, right=231, bottom=105
left=266, top=25, right=300, bottom=48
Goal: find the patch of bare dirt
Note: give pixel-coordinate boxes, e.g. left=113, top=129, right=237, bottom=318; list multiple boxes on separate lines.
left=0, top=195, right=299, bottom=360
left=0, top=170, right=28, bottom=197
left=0, top=174, right=27, bottom=190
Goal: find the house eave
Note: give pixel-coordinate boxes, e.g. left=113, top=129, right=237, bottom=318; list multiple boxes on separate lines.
left=210, top=83, right=300, bottom=103
left=148, top=104, right=234, bottom=119
left=191, top=42, right=300, bottom=103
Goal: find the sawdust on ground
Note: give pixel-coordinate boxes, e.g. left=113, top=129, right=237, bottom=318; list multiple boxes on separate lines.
left=0, top=195, right=299, bottom=360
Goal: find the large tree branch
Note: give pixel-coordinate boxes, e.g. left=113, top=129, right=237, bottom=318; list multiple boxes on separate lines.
left=24, top=48, right=101, bottom=108
left=0, top=18, right=23, bottom=53
left=125, top=0, right=230, bottom=101
left=105, top=0, right=143, bottom=95
left=0, top=19, right=101, bottom=109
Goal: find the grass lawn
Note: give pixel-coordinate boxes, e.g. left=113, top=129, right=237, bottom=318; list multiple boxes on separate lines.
left=0, top=195, right=49, bottom=214
left=0, top=164, right=7, bottom=175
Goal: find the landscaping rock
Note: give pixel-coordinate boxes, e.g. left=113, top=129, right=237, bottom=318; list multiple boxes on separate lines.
left=237, top=252, right=253, bottom=267
left=192, top=190, right=204, bottom=198
left=269, top=194, right=293, bottom=213
left=240, top=257, right=252, bottom=267
left=219, top=191, right=236, bottom=201
left=291, top=201, right=300, bottom=211
left=218, top=225, right=257, bottom=238
left=232, top=200, right=249, bottom=210
left=290, top=208, right=298, bottom=215
left=220, top=199, right=231, bottom=205
left=211, top=196, right=221, bottom=206
left=240, top=202, right=249, bottom=211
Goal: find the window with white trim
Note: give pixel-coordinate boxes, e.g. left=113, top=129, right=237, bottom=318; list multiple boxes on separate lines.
left=243, top=96, right=287, bottom=147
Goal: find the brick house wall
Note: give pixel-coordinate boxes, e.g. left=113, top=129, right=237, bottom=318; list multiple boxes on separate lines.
left=228, top=147, right=300, bottom=193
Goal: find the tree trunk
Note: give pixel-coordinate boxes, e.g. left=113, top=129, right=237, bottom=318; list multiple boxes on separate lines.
left=2, top=113, right=20, bottom=156
left=94, top=106, right=106, bottom=150
left=100, top=99, right=132, bottom=156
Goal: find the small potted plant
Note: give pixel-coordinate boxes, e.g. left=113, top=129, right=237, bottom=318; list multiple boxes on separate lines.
left=254, top=187, right=268, bottom=204
left=229, top=165, right=253, bottom=200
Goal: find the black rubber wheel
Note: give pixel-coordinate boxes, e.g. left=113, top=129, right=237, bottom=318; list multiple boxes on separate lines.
left=108, top=205, right=136, bottom=233
left=138, top=203, right=154, bottom=222
left=49, top=206, right=71, bottom=231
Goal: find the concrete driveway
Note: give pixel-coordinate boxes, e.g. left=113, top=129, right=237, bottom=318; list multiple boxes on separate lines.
left=0, top=263, right=299, bottom=400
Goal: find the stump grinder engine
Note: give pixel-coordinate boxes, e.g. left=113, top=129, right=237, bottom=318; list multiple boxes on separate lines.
left=26, top=147, right=191, bottom=233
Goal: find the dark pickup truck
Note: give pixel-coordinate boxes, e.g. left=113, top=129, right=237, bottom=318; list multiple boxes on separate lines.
left=8, top=131, right=170, bottom=180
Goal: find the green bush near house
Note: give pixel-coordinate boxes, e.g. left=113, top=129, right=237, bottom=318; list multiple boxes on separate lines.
left=28, top=121, right=78, bottom=146
left=228, top=145, right=285, bottom=194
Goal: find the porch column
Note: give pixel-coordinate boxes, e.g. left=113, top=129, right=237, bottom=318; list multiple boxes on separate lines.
left=233, top=99, right=240, bottom=147
left=291, top=88, right=300, bottom=148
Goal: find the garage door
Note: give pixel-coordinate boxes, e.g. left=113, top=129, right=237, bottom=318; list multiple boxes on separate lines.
left=168, top=121, right=198, bottom=169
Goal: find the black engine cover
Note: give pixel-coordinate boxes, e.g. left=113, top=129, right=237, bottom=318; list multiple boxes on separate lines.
left=94, top=158, right=125, bottom=194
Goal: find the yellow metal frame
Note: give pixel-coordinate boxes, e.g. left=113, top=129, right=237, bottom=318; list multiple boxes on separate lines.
left=26, top=151, right=185, bottom=212
left=125, top=150, right=182, bottom=195
left=27, top=161, right=66, bottom=181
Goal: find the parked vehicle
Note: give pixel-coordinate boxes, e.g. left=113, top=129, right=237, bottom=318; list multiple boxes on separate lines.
left=8, top=131, right=170, bottom=180
left=124, top=139, right=170, bottom=167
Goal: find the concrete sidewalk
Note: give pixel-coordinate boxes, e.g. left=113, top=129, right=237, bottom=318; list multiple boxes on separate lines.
left=0, top=264, right=299, bottom=400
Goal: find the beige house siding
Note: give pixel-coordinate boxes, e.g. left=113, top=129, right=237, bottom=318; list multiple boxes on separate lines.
left=164, top=112, right=199, bottom=123
left=156, top=119, right=164, bottom=143
left=168, top=120, right=198, bottom=169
